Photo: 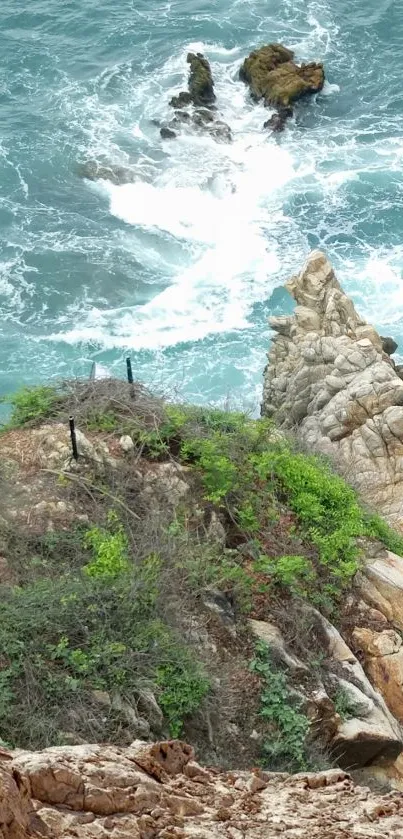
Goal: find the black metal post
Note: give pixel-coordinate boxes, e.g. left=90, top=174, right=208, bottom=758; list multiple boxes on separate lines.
left=69, top=416, right=79, bottom=461
left=126, top=357, right=134, bottom=384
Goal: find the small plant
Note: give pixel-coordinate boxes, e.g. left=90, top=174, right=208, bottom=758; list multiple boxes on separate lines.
left=251, top=641, right=310, bottom=772
left=83, top=513, right=129, bottom=579
left=1, top=385, right=63, bottom=429
left=156, top=660, right=209, bottom=738
left=333, top=686, right=360, bottom=721
left=257, top=554, right=316, bottom=595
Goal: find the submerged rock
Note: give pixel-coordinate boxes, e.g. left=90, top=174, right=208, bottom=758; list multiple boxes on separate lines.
left=76, top=160, right=137, bottom=185
left=160, top=126, right=177, bottom=139
left=169, top=91, right=193, bottom=109
left=264, top=106, right=293, bottom=132
left=240, top=43, right=324, bottom=109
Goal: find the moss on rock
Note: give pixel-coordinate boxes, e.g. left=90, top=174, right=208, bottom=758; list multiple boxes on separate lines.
left=186, top=52, right=216, bottom=107
left=240, top=43, right=324, bottom=108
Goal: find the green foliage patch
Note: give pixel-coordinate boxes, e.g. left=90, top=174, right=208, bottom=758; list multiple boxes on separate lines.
left=251, top=641, right=310, bottom=772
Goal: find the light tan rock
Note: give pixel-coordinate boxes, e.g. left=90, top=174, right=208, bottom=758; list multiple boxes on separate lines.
left=364, top=551, right=403, bottom=630
left=6, top=738, right=403, bottom=839
left=262, top=251, right=403, bottom=528
left=353, top=627, right=403, bottom=724
left=248, top=619, right=307, bottom=671
left=312, top=611, right=403, bottom=767
left=0, top=762, right=31, bottom=839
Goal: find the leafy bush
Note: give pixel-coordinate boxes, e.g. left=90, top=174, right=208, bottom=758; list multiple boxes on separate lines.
left=83, top=514, right=129, bottom=578
left=251, top=641, right=310, bottom=771
left=0, top=529, right=209, bottom=748
left=333, top=687, right=361, bottom=721
left=1, top=385, right=63, bottom=429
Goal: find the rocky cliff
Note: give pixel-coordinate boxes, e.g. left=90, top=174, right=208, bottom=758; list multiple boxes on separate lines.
left=4, top=353, right=403, bottom=809
left=262, top=251, right=403, bottom=528
left=3, top=738, right=403, bottom=839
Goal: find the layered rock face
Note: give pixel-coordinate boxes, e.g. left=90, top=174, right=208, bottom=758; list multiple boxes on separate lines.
left=262, top=251, right=403, bottom=528
left=3, top=739, right=403, bottom=839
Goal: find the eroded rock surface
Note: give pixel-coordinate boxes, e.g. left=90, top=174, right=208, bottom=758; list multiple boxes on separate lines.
left=262, top=250, right=403, bottom=528
left=240, top=43, right=324, bottom=118
left=4, top=739, right=403, bottom=839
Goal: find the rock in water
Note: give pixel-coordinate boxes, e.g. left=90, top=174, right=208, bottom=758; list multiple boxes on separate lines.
left=187, top=52, right=216, bottom=107
left=264, top=106, right=293, bottom=132
left=170, top=52, right=216, bottom=110
left=169, top=91, right=192, bottom=109
left=240, top=43, right=324, bottom=108
left=381, top=335, right=399, bottom=355
left=76, top=160, right=137, bottom=185
left=160, top=126, right=177, bottom=139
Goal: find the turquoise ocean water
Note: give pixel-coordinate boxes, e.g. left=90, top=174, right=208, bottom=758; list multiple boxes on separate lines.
left=1, top=0, right=403, bottom=411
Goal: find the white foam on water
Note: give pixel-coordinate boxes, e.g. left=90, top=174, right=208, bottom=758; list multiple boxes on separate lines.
left=340, top=249, right=403, bottom=329
left=48, top=42, right=306, bottom=352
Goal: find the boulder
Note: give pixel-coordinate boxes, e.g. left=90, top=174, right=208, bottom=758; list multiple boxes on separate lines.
left=352, top=627, right=403, bottom=724
left=381, top=336, right=398, bottom=356
left=360, top=551, right=403, bottom=630
left=262, top=251, right=403, bottom=527
left=0, top=761, right=32, bottom=839
left=311, top=611, right=403, bottom=768
left=240, top=44, right=324, bottom=108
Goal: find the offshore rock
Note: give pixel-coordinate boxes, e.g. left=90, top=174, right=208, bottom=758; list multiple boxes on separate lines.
left=187, top=52, right=216, bottom=107
left=240, top=43, right=324, bottom=108
left=170, top=52, right=215, bottom=110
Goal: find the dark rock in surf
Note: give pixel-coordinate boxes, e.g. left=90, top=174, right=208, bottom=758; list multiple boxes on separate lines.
left=160, top=126, right=177, bottom=139
left=263, top=106, right=293, bottom=132
left=76, top=160, right=137, bottom=185
left=381, top=336, right=399, bottom=356
left=240, top=43, right=324, bottom=108
left=209, top=120, right=232, bottom=143
left=170, top=52, right=216, bottom=111
left=187, top=52, right=216, bottom=107
left=170, top=91, right=193, bottom=109
left=193, top=108, right=215, bottom=126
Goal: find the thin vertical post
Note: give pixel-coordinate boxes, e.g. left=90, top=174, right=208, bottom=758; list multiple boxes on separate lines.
left=69, top=416, right=79, bottom=461
left=126, top=357, right=134, bottom=384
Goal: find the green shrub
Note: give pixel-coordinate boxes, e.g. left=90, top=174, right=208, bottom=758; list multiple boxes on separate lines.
left=257, top=554, right=316, bottom=595
left=0, top=538, right=209, bottom=748
left=1, top=385, right=63, bottom=429
left=156, top=661, right=209, bottom=738
left=251, top=641, right=310, bottom=772
left=83, top=514, right=129, bottom=579
left=333, top=687, right=361, bottom=721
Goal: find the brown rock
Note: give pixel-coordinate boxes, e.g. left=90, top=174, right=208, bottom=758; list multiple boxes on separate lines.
left=240, top=44, right=324, bottom=108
